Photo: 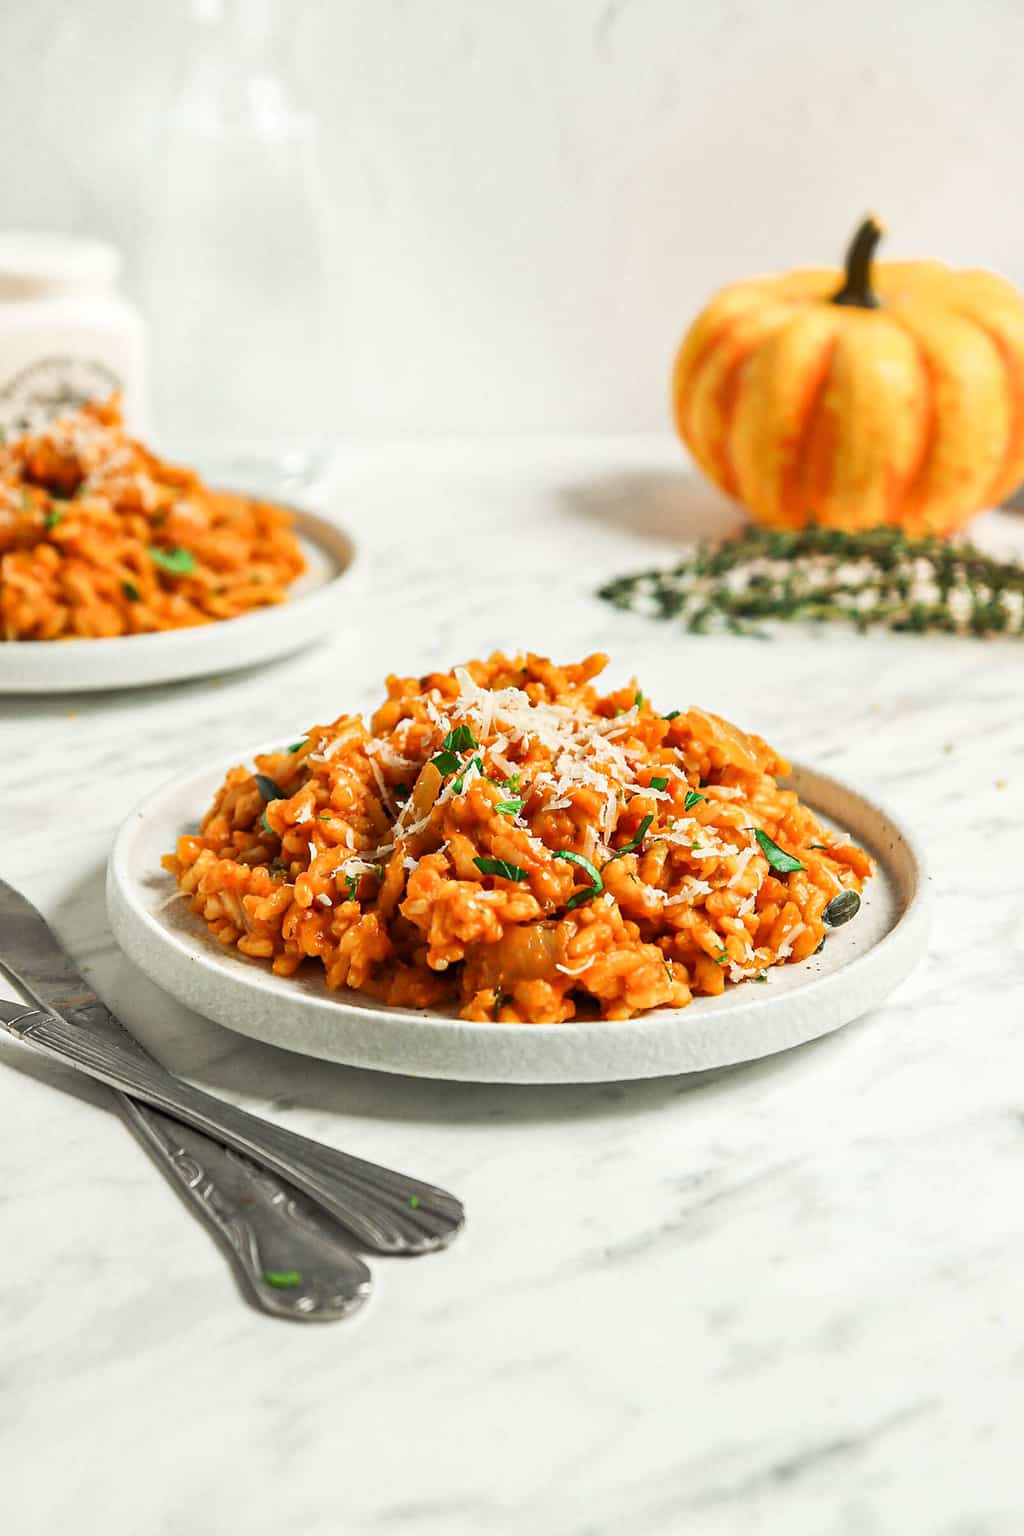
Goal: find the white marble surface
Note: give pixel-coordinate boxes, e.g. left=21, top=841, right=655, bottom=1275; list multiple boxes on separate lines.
left=2, top=442, right=1023, bottom=1535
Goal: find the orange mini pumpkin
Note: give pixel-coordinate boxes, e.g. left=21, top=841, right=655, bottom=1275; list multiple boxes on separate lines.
left=672, top=218, right=1024, bottom=536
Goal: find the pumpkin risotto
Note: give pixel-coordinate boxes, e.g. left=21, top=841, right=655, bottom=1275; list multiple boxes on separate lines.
left=164, top=654, right=874, bottom=1024
left=0, top=398, right=304, bottom=640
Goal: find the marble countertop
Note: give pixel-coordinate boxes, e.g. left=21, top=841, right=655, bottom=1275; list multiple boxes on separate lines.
left=2, top=441, right=1023, bottom=1536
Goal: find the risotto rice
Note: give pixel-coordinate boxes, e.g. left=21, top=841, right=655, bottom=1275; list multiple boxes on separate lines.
left=165, top=653, right=874, bottom=1024
left=0, top=397, right=305, bottom=640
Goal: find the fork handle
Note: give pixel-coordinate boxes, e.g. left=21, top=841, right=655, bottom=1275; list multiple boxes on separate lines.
left=117, top=1096, right=372, bottom=1320
left=6, top=1007, right=463, bottom=1255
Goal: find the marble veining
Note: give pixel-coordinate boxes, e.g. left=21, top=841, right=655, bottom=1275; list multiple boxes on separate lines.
left=1, top=442, right=1023, bottom=1535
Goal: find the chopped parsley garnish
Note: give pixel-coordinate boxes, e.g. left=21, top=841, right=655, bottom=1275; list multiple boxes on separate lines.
left=260, top=810, right=273, bottom=835
left=474, top=856, right=529, bottom=882
left=753, top=828, right=805, bottom=873
left=254, top=773, right=282, bottom=802
left=45, top=507, right=65, bottom=530
left=664, top=710, right=681, bottom=721
left=287, top=739, right=307, bottom=753
left=823, top=889, right=861, bottom=927
left=431, top=748, right=461, bottom=775
left=394, top=782, right=410, bottom=799
left=553, top=850, right=605, bottom=909
left=494, top=798, right=524, bottom=817
left=683, top=790, right=705, bottom=811
left=503, top=772, right=521, bottom=793
left=148, top=545, right=196, bottom=575
left=634, top=690, right=644, bottom=708
left=755, top=970, right=769, bottom=982
left=122, top=580, right=140, bottom=602
left=808, top=842, right=829, bottom=851
left=262, top=1270, right=303, bottom=1289
left=343, top=873, right=358, bottom=900
left=713, top=949, right=728, bottom=965
left=450, top=755, right=483, bottom=794
left=442, top=724, right=477, bottom=753
left=606, top=814, right=654, bottom=863
left=647, top=776, right=667, bottom=793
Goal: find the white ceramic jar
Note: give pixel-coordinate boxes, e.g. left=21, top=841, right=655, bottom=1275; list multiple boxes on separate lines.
left=0, top=231, right=149, bottom=440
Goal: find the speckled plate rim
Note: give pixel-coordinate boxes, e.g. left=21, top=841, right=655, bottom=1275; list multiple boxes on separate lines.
left=0, top=506, right=358, bottom=694
left=106, top=751, right=931, bottom=1084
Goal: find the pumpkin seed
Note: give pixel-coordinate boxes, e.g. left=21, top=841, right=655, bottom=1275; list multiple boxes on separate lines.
left=823, top=890, right=861, bottom=927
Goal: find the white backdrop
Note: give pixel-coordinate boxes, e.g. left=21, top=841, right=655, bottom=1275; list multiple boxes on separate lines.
left=3, top=0, right=1022, bottom=436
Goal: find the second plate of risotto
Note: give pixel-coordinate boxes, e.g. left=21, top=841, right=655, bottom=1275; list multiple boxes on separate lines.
left=108, top=652, right=929, bottom=1082
left=0, top=399, right=357, bottom=692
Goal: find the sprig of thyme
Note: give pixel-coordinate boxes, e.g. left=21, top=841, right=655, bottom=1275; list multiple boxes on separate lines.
left=598, top=526, right=1024, bottom=638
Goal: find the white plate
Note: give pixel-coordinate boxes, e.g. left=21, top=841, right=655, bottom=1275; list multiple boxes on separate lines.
left=107, top=750, right=930, bottom=1084
left=0, top=506, right=357, bottom=694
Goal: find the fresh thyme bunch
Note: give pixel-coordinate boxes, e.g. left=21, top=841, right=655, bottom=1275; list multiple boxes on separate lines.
left=598, top=527, right=1024, bottom=638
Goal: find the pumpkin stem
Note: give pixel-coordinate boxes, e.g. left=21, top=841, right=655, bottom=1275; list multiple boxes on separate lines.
left=832, top=216, right=885, bottom=309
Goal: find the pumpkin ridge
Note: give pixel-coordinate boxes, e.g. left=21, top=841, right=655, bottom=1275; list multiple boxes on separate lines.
left=672, top=294, right=759, bottom=440
left=674, top=300, right=777, bottom=444
left=945, top=304, right=1024, bottom=506
left=679, top=303, right=802, bottom=494
left=716, top=347, right=761, bottom=497
left=784, top=333, right=840, bottom=525
left=888, top=324, right=936, bottom=527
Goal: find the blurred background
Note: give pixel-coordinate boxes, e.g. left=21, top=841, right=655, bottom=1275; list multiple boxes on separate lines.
left=3, top=0, right=1020, bottom=442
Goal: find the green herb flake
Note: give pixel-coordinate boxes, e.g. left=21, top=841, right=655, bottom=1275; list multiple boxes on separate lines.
left=634, top=690, right=644, bottom=708
left=262, top=1270, right=303, bottom=1289
left=431, top=748, right=461, bottom=776
left=408, top=1195, right=420, bottom=1209
left=754, top=828, right=805, bottom=874
left=683, top=790, right=705, bottom=811
left=808, top=842, right=829, bottom=851
left=664, top=710, right=681, bottom=721
left=474, top=856, right=529, bottom=883
left=148, top=545, right=196, bottom=575
left=287, top=739, right=307, bottom=753
left=755, top=970, right=769, bottom=983
left=122, top=580, right=140, bottom=602
left=450, top=755, right=483, bottom=795
left=494, top=798, right=524, bottom=817
left=260, top=810, right=274, bottom=836
left=344, top=874, right=358, bottom=901
left=606, top=814, right=654, bottom=863
left=553, top=850, right=605, bottom=909
left=254, top=773, right=282, bottom=803
left=442, top=724, right=477, bottom=753
left=714, top=950, right=728, bottom=965
left=650, top=776, right=669, bottom=792
left=503, top=772, right=521, bottom=793
left=45, top=507, right=65, bottom=530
